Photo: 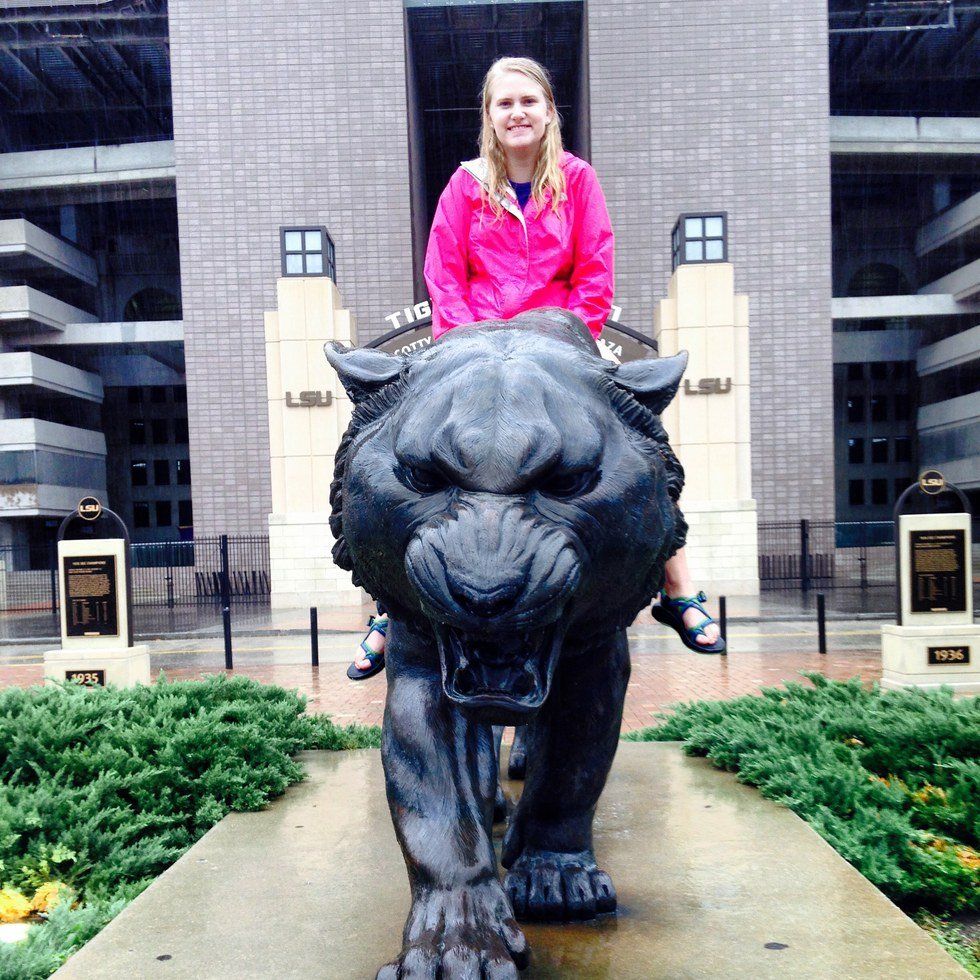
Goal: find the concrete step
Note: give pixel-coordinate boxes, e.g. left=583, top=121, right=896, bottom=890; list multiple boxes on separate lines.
left=55, top=743, right=967, bottom=979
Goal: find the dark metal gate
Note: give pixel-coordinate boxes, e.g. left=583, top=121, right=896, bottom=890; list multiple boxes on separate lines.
left=758, top=519, right=897, bottom=590
left=0, top=534, right=270, bottom=613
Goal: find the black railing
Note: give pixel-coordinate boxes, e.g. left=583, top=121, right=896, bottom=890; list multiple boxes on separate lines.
left=0, top=534, right=270, bottom=613
left=758, top=518, right=979, bottom=591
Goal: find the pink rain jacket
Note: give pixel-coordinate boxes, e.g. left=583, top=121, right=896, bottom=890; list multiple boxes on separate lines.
left=424, top=151, right=614, bottom=340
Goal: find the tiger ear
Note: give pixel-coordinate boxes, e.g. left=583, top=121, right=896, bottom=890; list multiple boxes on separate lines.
left=324, top=342, right=406, bottom=404
left=609, top=351, right=688, bottom=414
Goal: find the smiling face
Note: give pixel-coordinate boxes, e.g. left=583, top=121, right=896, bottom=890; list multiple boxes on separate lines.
left=486, top=70, right=553, bottom=162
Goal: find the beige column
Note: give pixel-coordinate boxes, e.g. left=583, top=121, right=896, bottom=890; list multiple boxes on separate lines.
left=265, top=277, right=361, bottom=609
left=656, top=263, right=759, bottom=595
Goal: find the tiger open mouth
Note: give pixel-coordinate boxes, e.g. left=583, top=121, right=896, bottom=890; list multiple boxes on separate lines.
left=434, top=622, right=563, bottom=721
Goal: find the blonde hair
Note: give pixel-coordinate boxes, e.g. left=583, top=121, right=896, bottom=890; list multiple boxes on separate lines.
left=478, top=57, right=566, bottom=217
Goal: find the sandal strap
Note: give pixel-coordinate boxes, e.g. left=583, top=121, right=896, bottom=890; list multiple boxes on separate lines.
left=684, top=616, right=714, bottom=638
left=366, top=614, right=388, bottom=638
left=358, top=640, right=383, bottom=664
left=660, top=590, right=710, bottom=617
left=660, top=591, right=718, bottom=637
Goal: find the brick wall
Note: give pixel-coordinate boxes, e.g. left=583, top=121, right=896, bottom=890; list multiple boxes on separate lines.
left=170, top=0, right=834, bottom=531
left=169, top=0, right=413, bottom=533
left=589, top=0, right=834, bottom=520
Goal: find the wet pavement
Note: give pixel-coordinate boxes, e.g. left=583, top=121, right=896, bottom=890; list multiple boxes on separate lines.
left=55, top=744, right=969, bottom=980
left=0, top=594, right=920, bottom=732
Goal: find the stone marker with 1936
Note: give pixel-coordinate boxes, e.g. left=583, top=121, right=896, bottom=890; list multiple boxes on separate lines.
left=881, top=470, right=977, bottom=692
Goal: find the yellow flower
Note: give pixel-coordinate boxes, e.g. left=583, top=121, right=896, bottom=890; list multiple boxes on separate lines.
left=31, top=882, right=72, bottom=914
left=0, top=888, right=32, bottom=923
left=911, top=784, right=948, bottom=805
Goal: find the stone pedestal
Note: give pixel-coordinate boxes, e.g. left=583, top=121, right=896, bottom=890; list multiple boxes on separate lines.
left=265, top=277, right=362, bottom=610
left=881, top=624, right=979, bottom=693
left=656, top=263, right=759, bottom=595
left=44, top=534, right=149, bottom=686
left=882, top=509, right=978, bottom=692
left=44, top=644, right=151, bottom=687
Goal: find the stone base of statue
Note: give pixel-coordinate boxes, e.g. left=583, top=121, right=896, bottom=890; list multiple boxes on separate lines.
left=881, top=624, right=980, bottom=693
left=43, top=644, right=151, bottom=687
left=52, top=743, right=965, bottom=978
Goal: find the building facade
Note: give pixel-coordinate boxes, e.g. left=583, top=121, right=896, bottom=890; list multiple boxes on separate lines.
left=0, top=0, right=976, bottom=561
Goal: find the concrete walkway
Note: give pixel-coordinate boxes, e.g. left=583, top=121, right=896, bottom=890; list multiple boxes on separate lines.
left=55, top=744, right=966, bottom=979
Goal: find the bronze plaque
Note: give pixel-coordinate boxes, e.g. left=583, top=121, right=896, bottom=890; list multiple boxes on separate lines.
left=66, top=669, right=106, bottom=686
left=64, top=555, right=119, bottom=637
left=909, top=529, right=967, bottom=614
left=927, top=646, right=970, bottom=666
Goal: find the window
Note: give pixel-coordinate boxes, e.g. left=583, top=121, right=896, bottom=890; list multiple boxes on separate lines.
left=129, top=419, right=146, bottom=445
left=133, top=501, right=150, bottom=528
left=846, top=397, right=864, bottom=423
left=150, top=386, right=167, bottom=404
left=153, top=459, right=170, bottom=485
left=847, top=438, right=864, bottom=464
left=894, top=395, right=910, bottom=420
left=174, top=418, right=189, bottom=443
left=155, top=501, right=172, bottom=527
left=871, top=478, right=888, bottom=505
left=846, top=363, right=864, bottom=382
left=871, top=438, right=888, bottom=464
left=849, top=480, right=865, bottom=505
left=173, top=386, right=187, bottom=403
left=671, top=213, right=727, bottom=270
left=151, top=419, right=169, bottom=444
left=870, top=362, right=888, bottom=381
left=895, top=477, right=911, bottom=500
left=131, top=460, right=148, bottom=486
left=895, top=436, right=911, bottom=462
left=281, top=226, right=337, bottom=280
left=127, top=387, right=142, bottom=406
left=176, top=459, right=191, bottom=485
left=870, top=397, right=887, bottom=422
left=178, top=499, right=193, bottom=526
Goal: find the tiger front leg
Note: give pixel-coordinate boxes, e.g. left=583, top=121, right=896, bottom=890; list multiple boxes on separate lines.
left=378, top=649, right=529, bottom=978
left=501, top=631, right=629, bottom=921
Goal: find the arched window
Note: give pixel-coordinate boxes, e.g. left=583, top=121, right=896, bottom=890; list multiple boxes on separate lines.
left=123, top=287, right=181, bottom=321
left=847, top=264, right=911, bottom=298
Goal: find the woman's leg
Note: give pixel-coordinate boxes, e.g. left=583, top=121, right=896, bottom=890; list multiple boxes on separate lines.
left=661, top=548, right=720, bottom=646
left=352, top=603, right=387, bottom=672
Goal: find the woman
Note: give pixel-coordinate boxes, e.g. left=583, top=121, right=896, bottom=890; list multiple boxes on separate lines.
left=349, top=56, right=722, bottom=679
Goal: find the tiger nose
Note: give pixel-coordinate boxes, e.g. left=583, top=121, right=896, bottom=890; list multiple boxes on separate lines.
left=447, top=575, right=524, bottom=618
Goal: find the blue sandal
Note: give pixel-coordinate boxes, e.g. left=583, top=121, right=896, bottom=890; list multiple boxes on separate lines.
left=347, top=615, right=388, bottom=680
left=652, top=591, right=726, bottom=655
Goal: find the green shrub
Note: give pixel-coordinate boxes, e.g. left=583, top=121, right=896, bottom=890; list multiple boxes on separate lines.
left=915, top=912, right=980, bottom=977
left=0, top=675, right=380, bottom=977
left=626, top=674, right=980, bottom=915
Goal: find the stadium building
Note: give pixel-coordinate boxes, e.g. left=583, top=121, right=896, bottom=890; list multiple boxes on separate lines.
left=0, top=0, right=976, bottom=567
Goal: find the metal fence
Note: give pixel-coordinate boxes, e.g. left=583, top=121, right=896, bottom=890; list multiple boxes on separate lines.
left=758, top=518, right=980, bottom=590
left=0, top=534, right=270, bottom=613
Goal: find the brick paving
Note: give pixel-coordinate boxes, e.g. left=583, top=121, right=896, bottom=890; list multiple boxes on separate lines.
left=0, top=639, right=881, bottom=733
left=164, top=647, right=882, bottom=732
